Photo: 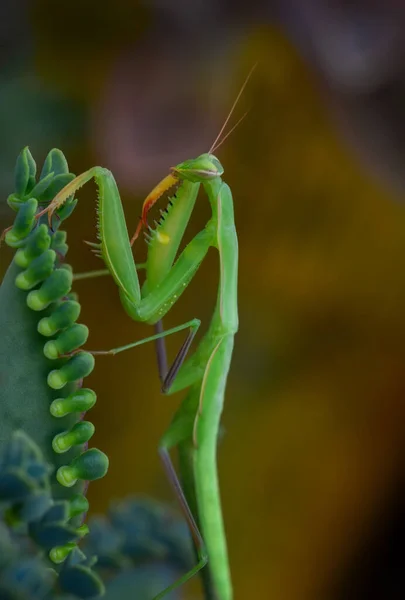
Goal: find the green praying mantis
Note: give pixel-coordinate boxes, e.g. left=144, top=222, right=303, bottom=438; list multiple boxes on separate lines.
left=9, top=71, right=253, bottom=600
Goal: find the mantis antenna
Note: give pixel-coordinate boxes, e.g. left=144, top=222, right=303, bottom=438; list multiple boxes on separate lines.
left=208, top=63, right=257, bottom=154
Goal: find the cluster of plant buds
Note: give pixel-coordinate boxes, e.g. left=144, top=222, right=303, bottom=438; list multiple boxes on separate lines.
left=0, top=431, right=104, bottom=598
left=3, top=147, right=108, bottom=569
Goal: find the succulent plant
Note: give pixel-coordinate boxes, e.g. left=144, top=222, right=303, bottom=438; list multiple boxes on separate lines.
left=0, top=148, right=192, bottom=599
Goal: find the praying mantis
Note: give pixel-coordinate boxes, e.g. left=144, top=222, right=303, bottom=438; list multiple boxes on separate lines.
left=11, top=71, right=253, bottom=600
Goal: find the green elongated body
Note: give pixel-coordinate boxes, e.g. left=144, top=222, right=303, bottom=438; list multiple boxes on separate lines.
left=159, top=178, right=238, bottom=600
left=43, top=153, right=238, bottom=600
left=192, top=182, right=238, bottom=600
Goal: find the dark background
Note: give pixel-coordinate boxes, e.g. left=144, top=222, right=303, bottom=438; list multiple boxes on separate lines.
left=1, top=2, right=405, bottom=599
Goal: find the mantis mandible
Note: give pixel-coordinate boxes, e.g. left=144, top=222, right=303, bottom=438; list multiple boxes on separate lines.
left=30, top=71, right=253, bottom=600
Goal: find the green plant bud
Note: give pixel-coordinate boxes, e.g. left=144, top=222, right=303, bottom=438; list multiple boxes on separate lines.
left=52, top=230, right=67, bottom=246
left=29, top=171, right=54, bottom=199
left=56, top=449, right=109, bottom=487
left=50, top=388, right=96, bottom=417
left=41, top=148, right=69, bottom=179
left=44, top=324, right=89, bottom=359
left=6, top=193, right=24, bottom=211
left=47, top=352, right=95, bottom=389
left=51, top=229, right=68, bottom=257
left=14, top=224, right=51, bottom=268
left=52, top=421, right=95, bottom=453
left=49, top=542, right=76, bottom=564
left=27, top=153, right=37, bottom=190
left=27, top=268, right=72, bottom=311
left=15, top=249, right=56, bottom=290
left=76, top=523, right=90, bottom=538
left=69, top=494, right=89, bottom=519
left=38, top=300, right=81, bottom=336
left=5, top=197, right=38, bottom=247
left=14, top=146, right=37, bottom=197
left=41, top=173, right=76, bottom=203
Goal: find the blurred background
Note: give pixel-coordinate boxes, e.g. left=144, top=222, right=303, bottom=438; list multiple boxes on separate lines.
left=1, top=1, right=405, bottom=598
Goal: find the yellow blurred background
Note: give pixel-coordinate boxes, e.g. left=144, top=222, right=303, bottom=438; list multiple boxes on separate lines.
left=1, top=3, right=405, bottom=599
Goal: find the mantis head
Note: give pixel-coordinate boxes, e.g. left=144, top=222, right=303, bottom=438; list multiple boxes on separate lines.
left=172, top=153, right=224, bottom=183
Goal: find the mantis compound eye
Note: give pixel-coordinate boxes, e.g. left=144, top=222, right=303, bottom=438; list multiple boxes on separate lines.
left=207, top=155, right=224, bottom=176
